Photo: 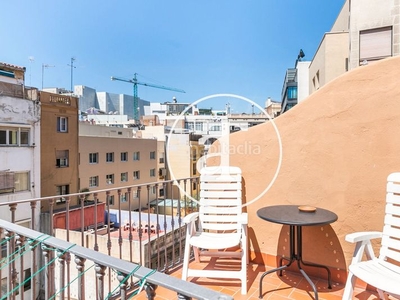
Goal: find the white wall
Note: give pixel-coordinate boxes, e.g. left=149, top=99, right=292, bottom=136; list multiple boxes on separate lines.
left=0, top=96, right=41, bottom=223
left=297, top=61, right=311, bottom=103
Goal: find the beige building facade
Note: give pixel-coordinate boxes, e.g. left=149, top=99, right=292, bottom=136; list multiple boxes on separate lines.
left=79, top=123, right=159, bottom=211
left=40, top=91, right=80, bottom=211
left=309, top=0, right=400, bottom=95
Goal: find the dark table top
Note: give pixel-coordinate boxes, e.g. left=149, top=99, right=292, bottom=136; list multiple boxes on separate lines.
left=257, top=205, right=338, bottom=226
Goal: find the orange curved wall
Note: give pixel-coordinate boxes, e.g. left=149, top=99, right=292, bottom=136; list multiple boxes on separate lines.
left=210, top=56, right=400, bottom=281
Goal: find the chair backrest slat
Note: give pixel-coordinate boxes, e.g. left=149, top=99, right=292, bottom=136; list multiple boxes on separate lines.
left=384, top=214, right=400, bottom=228
left=386, top=193, right=400, bottom=205
left=379, top=173, right=400, bottom=262
left=198, top=166, right=242, bottom=233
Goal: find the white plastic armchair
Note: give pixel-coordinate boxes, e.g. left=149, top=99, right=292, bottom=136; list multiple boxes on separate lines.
left=342, top=172, right=400, bottom=300
left=181, top=166, right=248, bottom=295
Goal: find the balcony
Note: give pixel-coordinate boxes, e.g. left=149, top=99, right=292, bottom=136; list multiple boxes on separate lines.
left=0, top=178, right=384, bottom=300
left=0, top=81, right=38, bottom=100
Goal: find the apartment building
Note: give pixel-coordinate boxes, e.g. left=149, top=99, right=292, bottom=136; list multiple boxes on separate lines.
left=79, top=123, right=159, bottom=211
left=282, top=0, right=400, bottom=111
left=74, top=85, right=150, bottom=121
left=0, top=63, right=41, bottom=221
left=265, top=97, right=281, bottom=118
left=310, top=0, right=400, bottom=94
left=40, top=91, right=80, bottom=211
left=0, top=62, right=41, bottom=298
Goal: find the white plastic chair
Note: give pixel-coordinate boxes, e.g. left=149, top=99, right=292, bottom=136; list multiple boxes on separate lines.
left=181, top=166, right=248, bottom=295
left=342, top=172, right=400, bottom=300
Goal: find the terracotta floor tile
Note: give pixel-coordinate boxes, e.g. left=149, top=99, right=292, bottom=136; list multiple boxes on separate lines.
left=159, top=261, right=389, bottom=300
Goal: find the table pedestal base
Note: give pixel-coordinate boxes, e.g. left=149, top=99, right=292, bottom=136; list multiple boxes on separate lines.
left=258, top=226, right=332, bottom=299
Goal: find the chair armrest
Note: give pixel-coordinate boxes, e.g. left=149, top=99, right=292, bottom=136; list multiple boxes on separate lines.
left=345, top=231, right=382, bottom=243
left=240, top=213, right=248, bottom=225
left=182, top=212, right=199, bottom=224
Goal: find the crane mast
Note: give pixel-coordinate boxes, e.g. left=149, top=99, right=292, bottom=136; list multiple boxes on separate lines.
left=111, top=73, right=185, bottom=122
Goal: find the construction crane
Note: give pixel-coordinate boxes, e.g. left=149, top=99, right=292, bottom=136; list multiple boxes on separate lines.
left=111, top=73, right=185, bottom=123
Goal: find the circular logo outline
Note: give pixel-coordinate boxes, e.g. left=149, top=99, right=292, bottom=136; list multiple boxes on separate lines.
left=166, top=93, right=282, bottom=208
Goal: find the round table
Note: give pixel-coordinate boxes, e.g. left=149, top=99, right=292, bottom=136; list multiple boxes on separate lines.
left=257, top=205, right=338, bottom=299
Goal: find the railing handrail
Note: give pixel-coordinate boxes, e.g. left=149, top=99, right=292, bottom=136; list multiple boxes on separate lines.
left=0, top=175, right=198, bottom=207
left=0, top=219, right=232, bottom=300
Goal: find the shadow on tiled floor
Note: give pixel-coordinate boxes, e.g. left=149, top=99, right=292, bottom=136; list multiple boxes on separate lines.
left=160, top=259, right=386, bottom=300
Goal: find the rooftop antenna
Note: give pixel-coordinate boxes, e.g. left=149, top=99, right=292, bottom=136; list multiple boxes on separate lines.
left=28, top=56, right=34, bottom=86
left=67, top=57, right=76, bottom=93
left=41, top=63, right=55, bottom=90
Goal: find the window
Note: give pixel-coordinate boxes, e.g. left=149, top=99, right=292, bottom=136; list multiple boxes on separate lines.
left=106, top=152, right=114, bottom=162
left=0, top=171, right=30, bottom=194
left=108, top=195, right=115, bottom=206
left=133, top=171, right=140, bottom=180
left=89, top=176, right=98, bottom=187
left=133, top=151, right=140, bottom=161
left=121, top=172, right=128, bottom=182
left=56, top=185, right=69, bottom=204
left=159, top=152, right=165, bottom=164
left=23, top=268, right=31, bottom=291
left=106, top=174, right=114, bottom=185
left=185, top=122, right=194, bottom=130
left=20, top=130, right=29, bottom=145
left=0, top=127, right=30, bottom=146
left=151, top=186, right=157, bottom=194
left=150, top=151, right=156, bottom=160
left=57, top=117, right=68, bottom=133
left=56, top=150, right=69, bottom=168
left=192, top=163, right=197, bottom=175
left=287, top=86, right=297, bottom=99
left=1, top=278, right=6, bottom=295
left=150, top=169, right=156, bottom=177
left=210, top=125, right=221, bottom=131
left=192, top=149, right=197, bottom=161
left=159, top=188, right=164, bottom=197
left=89, top=153, right=98, bottom=164
left=195, top=122, right=203, bottom=131
left=360, top=26, right=392, bottom=63
left=120, top=194, right=127, bottom=202
left=133, top=190, right=139, bottom=198
left=121, top=152, right=128, bottom=162
left=1, top=239, right=7, bottom=258
left=159, top=168, right=166, bottom=177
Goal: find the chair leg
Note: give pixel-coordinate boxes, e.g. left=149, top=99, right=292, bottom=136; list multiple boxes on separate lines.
left=342, top=271, right=356, bottom=300
left=193, top=246, right=200, bottom=263
left=182, top=242, right=191, bottom=281
left=377, top=289, right=389, bottom=300
left=240, top=249, right=247, bottom=295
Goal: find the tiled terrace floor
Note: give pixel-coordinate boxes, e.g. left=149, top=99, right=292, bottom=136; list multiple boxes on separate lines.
left=138, top=260, right=388, bottom=300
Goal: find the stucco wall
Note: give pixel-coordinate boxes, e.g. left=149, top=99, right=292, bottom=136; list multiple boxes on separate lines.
left=212, top=56, right=400, bottom=277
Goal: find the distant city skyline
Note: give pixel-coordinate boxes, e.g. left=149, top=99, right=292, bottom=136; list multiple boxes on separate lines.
left=1, top=1, right=345, bottom=112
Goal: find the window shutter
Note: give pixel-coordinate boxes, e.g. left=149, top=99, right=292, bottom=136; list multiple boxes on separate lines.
left=360, top=27, right=392, bottom=61
left=0, top=172, right=15, bottom=190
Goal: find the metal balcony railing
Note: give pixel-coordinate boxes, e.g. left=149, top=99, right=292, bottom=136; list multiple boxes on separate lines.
left=0, top=177, right=232, bottom=300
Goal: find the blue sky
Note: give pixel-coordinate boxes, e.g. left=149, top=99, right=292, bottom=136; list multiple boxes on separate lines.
left=1, top=1, right=344, bottom=113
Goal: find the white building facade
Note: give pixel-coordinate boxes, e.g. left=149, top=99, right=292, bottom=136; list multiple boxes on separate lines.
left=0, top=62, right=41, bottom=299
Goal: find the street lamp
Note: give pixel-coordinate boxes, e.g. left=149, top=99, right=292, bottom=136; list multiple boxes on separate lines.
left=41, top=63, right=55, bottom=90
